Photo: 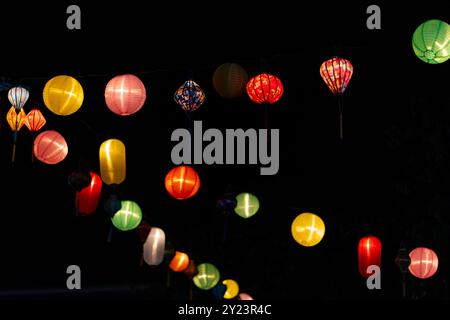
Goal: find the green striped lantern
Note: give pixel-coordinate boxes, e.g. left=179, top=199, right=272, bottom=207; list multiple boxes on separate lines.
left=111, top=200, right=142, bottom=231
left=234, top=192, right=260, bottom=218
left=412, top=19, right=450, bottom=64
left=193, top=263, right=220, bottom=290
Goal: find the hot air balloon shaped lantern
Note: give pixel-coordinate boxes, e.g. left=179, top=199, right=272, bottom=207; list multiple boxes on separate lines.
left=174, top=80, right=205, bottom=112
left=320, top=57, right=353, bottom=139
left=7, top=86, right=30, bottom=162
left=358, top=236, right=382, bottom=278
left=25, top=108, right=46, bottom=161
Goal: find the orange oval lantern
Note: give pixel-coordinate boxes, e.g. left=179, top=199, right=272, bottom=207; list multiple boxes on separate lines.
left=165, top=165, right=200, bottom=200
left=358, top=236, right=382, bottom=278
left=409, top=247, right=439, bottom=279
left=25, top=108, right=46, bottom=132
left=75, top=172, right=103, bottom=215
left=105, top=74, right=147, bottom=116
left=246, top=73, right=284, bottom=104
left=169, top=251, right=190, bottom=272
left=33, top=130, right=68, bottom=164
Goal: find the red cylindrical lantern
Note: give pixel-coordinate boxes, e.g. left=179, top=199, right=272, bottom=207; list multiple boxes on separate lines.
left=409, top=247, right=439, bottom=279
left=319, top=57, right=353, bottom=95
left=165, top=165, right=200, bottom=200
left=33, top=130, right=68, bottom=165
left=105, top=74, right=147, bottom=116
left=75, top=172, right=103, bottom=215
left=246, top=73, right=284, bottom=104
left=358, top=236, right=382, bottom=278
left=25, top=108, right=46, bottom=132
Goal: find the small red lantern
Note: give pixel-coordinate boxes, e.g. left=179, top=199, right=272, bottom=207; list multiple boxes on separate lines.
left=25, top=108, right=46, bottom=132
left=358, top=236, right=382, bottom=278
left=75, top=172, right=103, bottom=215
left=105, top=74, right=146, bottom=116
left=409, top=247, right=439, bottom=279
left=246, top=73, right=283, bottom=104
left=320, top=57, right=353, bottom=95
left=165, top=165, right=200, bottom=200
left=169, top=251, right=190, bottom=272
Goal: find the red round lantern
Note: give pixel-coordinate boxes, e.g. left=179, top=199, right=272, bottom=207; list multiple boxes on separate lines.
left=320, top=57, right=353, bottom=95
left=75, top=172, right=103, bottom=215
left=105, top=74, right=146, bottom=116
left=25, top=108, right=46, bottom=132
left=165, top=165, right=200, bottom=200
left=246, top=73, right=284, bottom=104
left=409, top=247, right=439, bottom=279
left=33, top=130, right=68, bottom=164
left=358, top=236, right=382, bottom=278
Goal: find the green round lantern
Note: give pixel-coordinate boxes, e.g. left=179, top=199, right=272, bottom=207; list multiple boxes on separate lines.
left=412, top=19, right=450, bottom=64
left=234, top=192, right=259, bottom=218
left=111, top=200, right=142, bottom=231
left=193, top=263, right=220, bottom=290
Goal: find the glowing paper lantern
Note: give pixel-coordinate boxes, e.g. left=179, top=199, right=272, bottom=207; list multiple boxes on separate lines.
left=169, top=251, right=190, bottom=272
left=213, top=63, right=248, bottom=98
left=25, top=109, right=46, bottom=132
left=223, top=279, right=239, bottom=299
left=165, top=165, right=200, bottom=200
left=99, top=139, right=126, bottom=185
left=143, top=227, right=166, bottom=266
left=291, top=212, right=325, bottom=247
left=75, top=172, right=102, bottom=215
left=33, top=130, right=68, bottom=165
left=111, top=200, right=142, bottom=231
left=234, top=192, right=260, bottom=218
left=358, top=236, right=382, bottom=278
left=320, top=57, right=353, bottom=95
left=8, top=86, right=29, bottom=110
left=43, top=75, right=84, bottom=115
left=412, top=19, right=450, bottom=64
left=105, top=74, right=147, bottom=116
left=238, top=293, right=254, bottom=300
left=6, top=107, right=27, bottom=131
left=193, top=263, right=220, bottom=290
left=174, top=80, right=205, bottom=111
left=246, top=73, right=284, bottom=104
left=409, top=247, right=439, bottom=279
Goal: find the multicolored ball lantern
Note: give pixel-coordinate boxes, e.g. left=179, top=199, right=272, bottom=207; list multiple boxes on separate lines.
left=111, top=200, right=142, bottom=231
left=143, top=227, right=166, bottom=266
left=75, top=172, right=103, bottom=215
left=412, top=19, right=450, bottom=64
left=43, top=75, right=84, bottom=116
left=246, top=73, right=284, bottom=104
left=223, top=279, right=239, bottom=299
left=169, top=251, right=190, bottom=272
left=165, top=165, right=200, bottom=200
left=291, top=212, right=325, bottom=247
left=408, top=247, right=439, bottom=279
left=99, top=139, right=126, bottom=185
left=212, top=63, right=248, bottom=98
left=174, top=80, right=205, bottom=112
left=105, top=74, right=147, bottom=116
left=25, top=109, right=46, bottom=132
left=358, top=236, right=382, bottom=278
left=33, top=130, right=68, bottom=165
left=193, top=263, right=220, bottom=290
left=8, top=86, right=29, bottom=110
left=234, top=192, right=259, bottom=218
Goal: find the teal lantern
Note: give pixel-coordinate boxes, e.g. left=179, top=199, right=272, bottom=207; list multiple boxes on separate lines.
left=111, top=200, right=142, bottom=231
left=412, top=19, right=450, bottom=64
left=193, top=263, right=220, bottom=290
left=234, top=193, right=260, bottom=218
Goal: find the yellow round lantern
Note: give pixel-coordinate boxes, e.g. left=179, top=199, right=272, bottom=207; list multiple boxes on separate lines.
left=222, top=279, right=239, bottom=299
left=43, top=75, right=84, bottom=115
left=291, top=212, right=325, bottom=247
left=99, top=139, right=126, bottom=185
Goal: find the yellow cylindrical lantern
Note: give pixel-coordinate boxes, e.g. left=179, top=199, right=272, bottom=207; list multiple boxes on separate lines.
left=99, top=139, right=126, bottom=185
left=43, top=75, right=84, bottom=116
left=291, top=212, right=325, bottom=247
left=223, top=279, right=239, bottom=299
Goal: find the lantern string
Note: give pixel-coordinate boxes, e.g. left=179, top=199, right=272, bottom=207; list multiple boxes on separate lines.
left=338, top=94, right=344, bottom=140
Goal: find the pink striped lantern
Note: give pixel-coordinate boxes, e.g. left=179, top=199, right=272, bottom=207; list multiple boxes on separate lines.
left=408, top=247, right=439, bottom=279
left=33, top=130, right=68, bottom=164
left=105, top=74, right=147, bottom=116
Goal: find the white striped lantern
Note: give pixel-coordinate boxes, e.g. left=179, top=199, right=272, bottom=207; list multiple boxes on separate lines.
left=8, top=86, right=29, bottom=110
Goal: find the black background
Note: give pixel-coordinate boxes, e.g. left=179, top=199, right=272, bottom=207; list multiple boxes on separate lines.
left=0, top=1, right=449, bottom=302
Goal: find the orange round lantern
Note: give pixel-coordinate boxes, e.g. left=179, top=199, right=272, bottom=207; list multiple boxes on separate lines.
left=246, top=73, right=284, bottom=104
left=165, top=165, right=200, bottom=200
left=33, top=130, right=68, bottom=164
left=409, top=247, right=439, bottom=279
left=169, top=251, right=190, bottom=272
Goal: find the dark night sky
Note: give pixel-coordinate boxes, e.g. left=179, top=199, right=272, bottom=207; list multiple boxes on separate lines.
left=0, top=1, right=449, bottom=303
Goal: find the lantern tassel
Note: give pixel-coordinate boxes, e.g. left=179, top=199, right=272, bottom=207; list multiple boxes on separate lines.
left=338, top=94, right=344, bottom=140
left=12, top=130, right=18, bottom=163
